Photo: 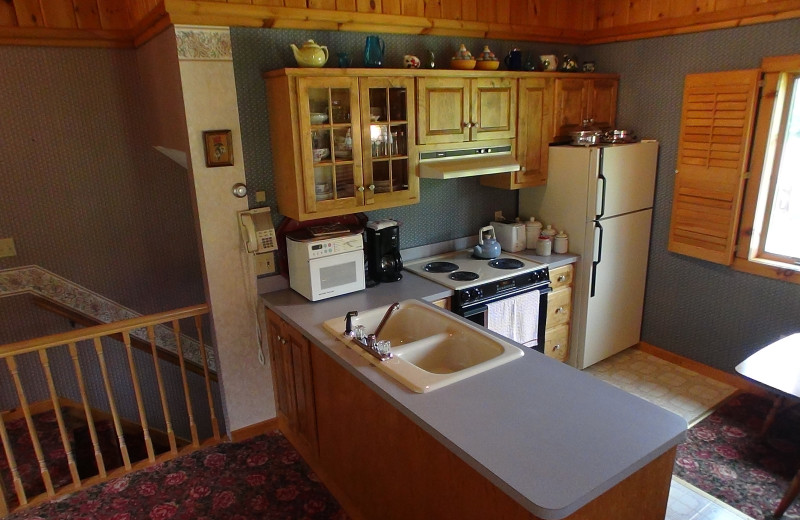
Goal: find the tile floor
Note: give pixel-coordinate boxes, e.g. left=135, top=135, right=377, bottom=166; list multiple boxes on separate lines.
left=584, top=348, right=751, bottom=520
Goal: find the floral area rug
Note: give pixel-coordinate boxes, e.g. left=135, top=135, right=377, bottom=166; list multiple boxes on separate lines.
left=674, top=392, right=800, bottom=519
left=6, top=431, right=349, bottom=520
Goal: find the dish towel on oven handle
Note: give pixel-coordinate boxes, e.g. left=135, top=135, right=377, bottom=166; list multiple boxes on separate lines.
left=486, top=290, right=540, bottom=346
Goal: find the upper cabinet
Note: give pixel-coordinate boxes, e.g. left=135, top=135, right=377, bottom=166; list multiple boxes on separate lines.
left=264, top=70, right=418, bottom=222
left=553, top=77, right=618, bottom=141
left=417, top=76, right=517, bottom=145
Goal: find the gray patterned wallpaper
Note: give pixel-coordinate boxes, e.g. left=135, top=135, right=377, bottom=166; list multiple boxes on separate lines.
left=581, top=19, right=800, bottom=372
left=230, top=28, right=582, bottom=248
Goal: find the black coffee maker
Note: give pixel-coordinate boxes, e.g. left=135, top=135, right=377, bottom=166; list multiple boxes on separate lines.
left=365, top=219, right=403, bottom=284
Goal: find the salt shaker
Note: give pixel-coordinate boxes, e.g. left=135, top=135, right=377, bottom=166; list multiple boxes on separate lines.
left=535, top=234, right=552, bottom=256
left=553, top=230, right=569, bottom=254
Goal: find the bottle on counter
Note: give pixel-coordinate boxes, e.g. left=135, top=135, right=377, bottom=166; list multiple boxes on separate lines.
left=535, top=234, right=552, bottom=256
left=553, top=230, right=569, bottom=254
left=525, top=217, right=542, bottom=250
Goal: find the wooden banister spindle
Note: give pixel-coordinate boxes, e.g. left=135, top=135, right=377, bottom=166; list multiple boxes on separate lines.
left=147, top=325, right=177, bottom=454
left=194, top=315, right=220, bottom=440
left=6, top=355, right=55, bottom=496
left=122, top=330, right=155, bottom=461
left=37, top=349, right=81, bottom=488
left=0, top=395, right=27, bottom=506
left=68, top=342, right=107, bottom=478
left=92, top=337, right=131, bottom=469
left=172, top=319, right=199, bottom=446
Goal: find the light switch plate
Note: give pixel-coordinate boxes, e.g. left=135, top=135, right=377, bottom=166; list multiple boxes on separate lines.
left=254, top=251, right=276, bottom=276
left=0, top=238, right=16, bottom=258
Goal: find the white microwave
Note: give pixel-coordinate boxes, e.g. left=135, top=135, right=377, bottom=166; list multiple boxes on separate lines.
left=286, top=233, right=366, bottom=301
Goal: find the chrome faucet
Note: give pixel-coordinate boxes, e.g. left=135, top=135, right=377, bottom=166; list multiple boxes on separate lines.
left=374, top=302, right=400, bottom=339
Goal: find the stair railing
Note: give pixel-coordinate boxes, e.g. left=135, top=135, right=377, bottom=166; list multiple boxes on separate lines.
left=0, top=304, right=222, bottom=516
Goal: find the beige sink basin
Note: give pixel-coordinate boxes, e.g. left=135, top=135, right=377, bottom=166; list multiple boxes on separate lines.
left=323, top=300, right=524, bottom=393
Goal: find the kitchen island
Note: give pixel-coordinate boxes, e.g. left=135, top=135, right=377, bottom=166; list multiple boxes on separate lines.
left=261, top=271, right=686, bottom=520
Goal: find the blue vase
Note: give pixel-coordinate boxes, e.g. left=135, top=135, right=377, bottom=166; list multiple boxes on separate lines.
left=364, top=36, right=385, bottom=68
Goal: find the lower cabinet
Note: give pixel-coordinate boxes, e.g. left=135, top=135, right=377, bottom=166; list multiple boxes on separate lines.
left=265, top=309, right=318, bottom=458
left=267, top=296, right=674, bottom=519
left=544, top=264, right=574, bottom=362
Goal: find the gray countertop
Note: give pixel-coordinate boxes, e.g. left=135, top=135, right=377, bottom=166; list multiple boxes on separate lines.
left=261, top=265, right=686, bottom=520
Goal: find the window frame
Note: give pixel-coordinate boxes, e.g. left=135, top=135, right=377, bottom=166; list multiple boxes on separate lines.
left=734, top=54, right=800, bottom=285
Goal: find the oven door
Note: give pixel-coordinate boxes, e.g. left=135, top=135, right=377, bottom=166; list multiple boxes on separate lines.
left=461, top=288, right=548, bottom=353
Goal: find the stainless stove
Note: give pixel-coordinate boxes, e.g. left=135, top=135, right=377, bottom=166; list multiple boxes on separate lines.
left=405, top=250, right=550, bottom=352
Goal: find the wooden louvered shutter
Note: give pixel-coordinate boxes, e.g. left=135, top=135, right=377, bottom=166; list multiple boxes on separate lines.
left=668, top=70, right=761, bottom=265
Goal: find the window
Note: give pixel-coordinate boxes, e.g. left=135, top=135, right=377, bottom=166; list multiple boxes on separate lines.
left=750, top=74, right=800, bottom=264
left=736, top=54, right=800, bottom=283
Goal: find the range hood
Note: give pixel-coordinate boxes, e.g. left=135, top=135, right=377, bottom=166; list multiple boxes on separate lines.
left=418, top=145, right=520, bottom=179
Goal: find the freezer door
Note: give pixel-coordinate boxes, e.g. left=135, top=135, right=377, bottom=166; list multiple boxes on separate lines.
left=579, top=209, right=652, bottom=369
left=595, top=142, right=658, bottom=219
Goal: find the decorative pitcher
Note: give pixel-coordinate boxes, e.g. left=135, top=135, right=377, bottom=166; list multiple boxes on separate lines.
left=364, top=35, right=385, bottom=68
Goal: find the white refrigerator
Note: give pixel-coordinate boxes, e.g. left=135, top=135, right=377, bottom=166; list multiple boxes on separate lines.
left=519, top=141, right=659, bottom=369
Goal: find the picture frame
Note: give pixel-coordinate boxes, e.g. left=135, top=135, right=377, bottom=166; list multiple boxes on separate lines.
left=202, top=130, right=234, bottom=167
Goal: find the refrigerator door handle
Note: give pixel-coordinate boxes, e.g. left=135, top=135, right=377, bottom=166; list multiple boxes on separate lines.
left=596, top=172, right=607, bottom=220
left=590, top=221, right=604, bottom=298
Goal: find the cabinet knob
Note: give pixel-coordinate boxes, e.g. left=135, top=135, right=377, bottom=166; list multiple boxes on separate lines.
left=556, top=306, right=565, bottom=314
left=358, top=186, right=365, bottom=192
left=553, top=344, right=562, bottom=351
left=557, top=275, right=566, bottom=282
left=368, top=184, right=375, bottom=191
left=462, top=121, right=470, bottom=128
left=520, top=166, right=526, bottom=172
left=281, top=338, right=287, bottom=345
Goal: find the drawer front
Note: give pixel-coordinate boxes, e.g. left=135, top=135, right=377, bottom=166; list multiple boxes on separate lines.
left=546, top=287, right=571, bottom=329
left=549, top=264, right=573, bottom=290
left=544, top=323, right=570, bottom=362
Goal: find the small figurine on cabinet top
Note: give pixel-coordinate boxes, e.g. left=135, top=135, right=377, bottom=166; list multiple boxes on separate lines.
left=404, top=55, right=421, bottom=68
left=559, top=54, right=579, bottom=72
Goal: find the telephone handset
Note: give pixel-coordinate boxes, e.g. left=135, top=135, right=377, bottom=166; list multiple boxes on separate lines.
left=238, top=207, right=277, bottom=254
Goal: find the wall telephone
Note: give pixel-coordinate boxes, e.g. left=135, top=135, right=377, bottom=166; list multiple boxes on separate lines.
left=238, top=207, right=277, bottom=254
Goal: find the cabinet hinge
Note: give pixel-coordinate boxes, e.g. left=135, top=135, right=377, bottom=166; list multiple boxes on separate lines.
left=757, top=79, right=765, bottom=88
left=744, top=171, right=751, bottom=179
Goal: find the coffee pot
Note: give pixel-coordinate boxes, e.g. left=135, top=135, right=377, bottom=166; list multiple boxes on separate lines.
left=365, top=219, right=402, bottom=283
left=473, top=226, right=501, bottom=259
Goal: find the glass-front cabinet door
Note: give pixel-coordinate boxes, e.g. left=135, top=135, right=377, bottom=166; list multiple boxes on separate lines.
left=359, top=77, right=418, bottom=208
left=297, top=77, right=363, bottom=215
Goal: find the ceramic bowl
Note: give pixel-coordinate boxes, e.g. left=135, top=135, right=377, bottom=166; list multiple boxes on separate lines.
left=312, top=148, right=330, bottom=162
left=475, top=60, right=500, bottom=71
left=451, top=59, right=476, bottom=70
left=310, top=112, right=328, bottom=124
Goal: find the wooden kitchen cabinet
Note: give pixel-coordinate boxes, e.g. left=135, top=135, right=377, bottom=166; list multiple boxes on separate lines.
left=265, top=309, right=318, bottom=458
left=416, top=76, right=517, bottom=145
left=544, top=264, right=574, bottom=362
left=480, top=77, right=553, bottom=190
left=263, top=70, right=418, bottom=221
left=553, top=76, right=618, bottom=141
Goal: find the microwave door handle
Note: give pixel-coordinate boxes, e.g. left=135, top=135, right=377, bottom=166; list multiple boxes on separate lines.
left=590, top=221, right=604, bottom=298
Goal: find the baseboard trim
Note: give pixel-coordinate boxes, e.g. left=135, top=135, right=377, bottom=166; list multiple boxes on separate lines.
left=636, top=342, right=770, bottom=397
left=230, top=418, right=279, bottom=442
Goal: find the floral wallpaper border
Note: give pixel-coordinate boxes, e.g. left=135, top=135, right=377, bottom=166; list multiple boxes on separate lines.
left=175, top=26, right=232, bottom=61
left=0, top=266, right=215, bottom=371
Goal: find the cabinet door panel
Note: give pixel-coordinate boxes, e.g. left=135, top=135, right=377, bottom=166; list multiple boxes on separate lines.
left=287, top=325, right=318, bottom=455
left=554, top=78, right=588, bottom=140
left=515, top=78, right=552, bottom=187
left=471, top=77, right=517, bottom=141
left=588, top=78, right=618, bottom=130
left=416, top=77, right=470, bottom=144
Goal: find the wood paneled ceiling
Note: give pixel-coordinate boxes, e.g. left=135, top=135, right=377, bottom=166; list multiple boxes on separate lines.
left=1, top=0, right=799, bottom=47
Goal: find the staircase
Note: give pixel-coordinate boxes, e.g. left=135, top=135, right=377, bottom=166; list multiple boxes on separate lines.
left=1, top=401, right=175, bottom=510
left=0, top=304, right=224, bottom=517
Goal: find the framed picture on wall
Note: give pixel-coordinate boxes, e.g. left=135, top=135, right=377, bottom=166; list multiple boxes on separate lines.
left=202, top=130, right=233, bottom=167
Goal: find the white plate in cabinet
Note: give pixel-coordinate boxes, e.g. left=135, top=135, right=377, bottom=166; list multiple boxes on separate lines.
left=544, top=323, right=570, bottom=363
left=546, top=287, right=571, bottom=329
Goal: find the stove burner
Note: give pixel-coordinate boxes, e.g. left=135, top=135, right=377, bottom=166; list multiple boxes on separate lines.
left=488, top=258, right=525, bottom=270
left=449, top=271, right=479, bottom=282
left=424, top=261, right=459, bottom=273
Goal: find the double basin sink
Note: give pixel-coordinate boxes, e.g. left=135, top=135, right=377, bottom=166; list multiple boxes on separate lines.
left=323, top=300, right=524, bottom=393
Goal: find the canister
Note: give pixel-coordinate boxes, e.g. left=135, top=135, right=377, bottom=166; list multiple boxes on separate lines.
left=525, top=217, right=542, bottom=249
left=554, top=230, right=569, bottom=254
left=535, top=234, right=552, bottom=256
left=541, top=224, right=557, bottom=239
